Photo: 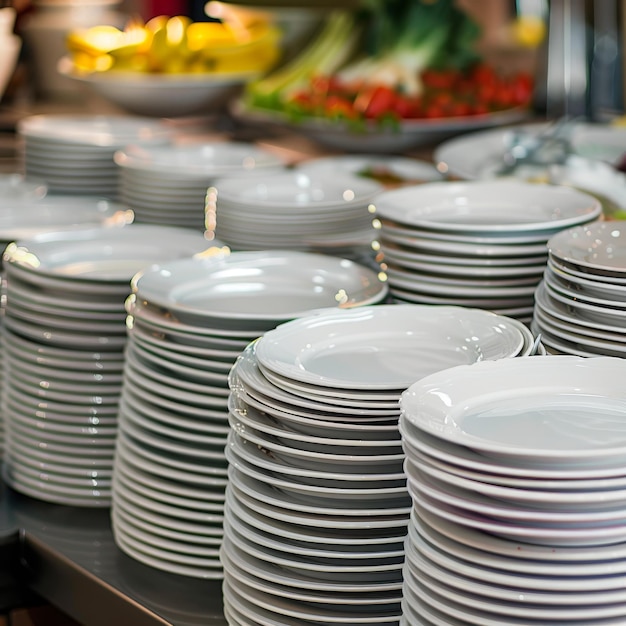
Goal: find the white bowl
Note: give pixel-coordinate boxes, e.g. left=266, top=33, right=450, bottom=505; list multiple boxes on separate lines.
left=58, top=56, right=258, bottom=117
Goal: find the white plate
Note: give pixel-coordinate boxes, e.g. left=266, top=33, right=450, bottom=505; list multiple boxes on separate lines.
left=404, top=541, right=626, bottom=616
left=229, top=398, right=401, bottom=449
left=255, top=304, right=526, bottom=390
left=372, top=180, right=601, bottom=234
left=113, top=461, right=225, bottom=514
left=112, top=510, right=221, bottom=560
left=132, top=250, right=387, bottom=324
left=224, top=487, right=403, bottom=551
left=124, top=346, right=229, bottom=396
left=406, top=463, right=626, bottom=523
left=122, top=357, right=229, bottom=410
left=400, top=413, right=626, bottom=481
left=548, top=254, right=626, bottom=285
left=127, top=341, right=229, bottom=386
left=112, top=476, right=224, bottom=526
left=229, top=467, right=410, bottom=518
left=227, top=419, right=404, bottom=469
left=401, top=355, right=626, bottom=466
left=415, top=495, right=626, bottom=547
left=384, top=266, right=538, bottom=298
left=404, top=544, right=626, bottom=621
left=0, top=195, right=129, bottom=242
left=227, top=421, right=403, bottom=484
left=229, top=384, right=400, bottom=440
left=547, top=260, right=626, bottom=300
left=3, top=466, right=111, bottom=507
left=379, top=245, right=548, bottom=275
left=414, top=508, right=626, bottom=577
left=548, top=221, right=626, bottom=276
left=434, top=121, right=626, bottom=179
left=113, top=503, right=223, bottom=547
left=117, top=427, right=228, bottom=477
left=232, top=345, right=407, bottom=418
left=378, top=230, right=549, bottom=258
left=534, top=288, right=626, bottom=338
left=226, top=444, right=407, bottom=505
left=228, top=479, right=409, bottom=532
left=17, top=114, right=170, bottom=147
left=114, top=141, right=285, bottom=176
left=213, top=170, right=382, bottom=209
left=224, top=519, right=403, bottom=577
left=541, top=280, right=626, bottom=327
left=221, top=549, right=401, bottom=608
left=296, top=154, right=443, bottom=186
left=4, top=224, right=218, bottom=283
left=223, top=576, right=400, bottom=623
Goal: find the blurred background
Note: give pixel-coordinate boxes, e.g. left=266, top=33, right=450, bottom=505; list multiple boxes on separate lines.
left=0, top=0, right=623, bottom=121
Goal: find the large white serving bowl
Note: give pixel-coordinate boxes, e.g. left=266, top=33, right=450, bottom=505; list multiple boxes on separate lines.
left=58, top=56, right=258, bottom=117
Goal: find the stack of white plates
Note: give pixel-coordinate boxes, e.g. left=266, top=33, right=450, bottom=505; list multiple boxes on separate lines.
left=208, top=170, right=384, bottom=260
left=1, top=223, right=216, bottom=507
left=113, top=250, right=388, bottom=578
left=17, top=114, right=171, bottom=197
left=115, top=141, right=287, bottom=231
left=533, top=221, right=626, bottom=357
left=399, top=355, right=626, bottom=626
left=0, top=195, right=131, bottom=458
left=222, top=304, right=542, bottom=625
left=372, top=180, right=602, bottom=322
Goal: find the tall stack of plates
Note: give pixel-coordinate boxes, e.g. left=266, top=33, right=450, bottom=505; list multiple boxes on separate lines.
left=207, top=170, right=384, bottom=261
left=532, top=221, right=626, bottom=357
left=399, top=356, right=626, bottom=626
left=113, top=250, right=389, bottom=578
left=115, top=141, right=287, bottom=231
left=372, top=180, right=602, bottom=322
left=17, top=114, right=171, bottom=197
left=0, top=195, right=130, bottom=458
left=1, top=223, right=216, bottom=507
left=222, top=304, right=541, bottom=625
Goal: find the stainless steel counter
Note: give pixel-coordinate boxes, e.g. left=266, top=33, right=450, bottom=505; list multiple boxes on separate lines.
left=0, top=482, right=226, bottom=626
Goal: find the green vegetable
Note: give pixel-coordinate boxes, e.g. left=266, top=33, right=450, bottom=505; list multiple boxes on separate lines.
left=339, top=0, right=482, bottom=95
left=246, top=10, right=363, bottom=110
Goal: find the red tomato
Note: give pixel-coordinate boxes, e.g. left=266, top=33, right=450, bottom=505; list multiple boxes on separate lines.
left=354, top=85, right=399, bottom=119
left=323, top=95, right=357, bottom=119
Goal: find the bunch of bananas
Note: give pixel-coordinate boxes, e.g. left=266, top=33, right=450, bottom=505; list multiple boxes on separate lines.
left=66, top=13, right=282, bottom=75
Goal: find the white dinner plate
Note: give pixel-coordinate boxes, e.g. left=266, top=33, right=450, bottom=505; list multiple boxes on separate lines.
left=255, top=304, right=526, bottom=390
left=18, top=114, right=170, bottom=147
left=131, top=250, right=387, bottom=324
left=114, top=140, right=284, bottom=176
left=434, top=121, right=626, bottom=178
left=4, top=224, right=217, bottom=283
left=401, top=355, right=626, bottom=466
left=548, top=221, right=626, bottom=276
left=372, top=180, right=601, bottom=233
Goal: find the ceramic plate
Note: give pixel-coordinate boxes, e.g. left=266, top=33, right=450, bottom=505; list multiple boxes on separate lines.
left=401, top=355, right=626, bottom=465
left=255, top=304, right=525, bottom=390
